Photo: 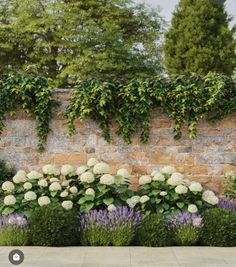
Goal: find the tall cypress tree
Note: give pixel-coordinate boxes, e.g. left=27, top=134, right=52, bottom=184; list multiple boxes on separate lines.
left=164, top=0, right=236, bottom=75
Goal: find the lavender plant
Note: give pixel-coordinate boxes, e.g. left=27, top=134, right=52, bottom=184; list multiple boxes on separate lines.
left=0, top=214, right=28, bottom=246
left=167, top=212, right=202, bottom=246
left=217, top=198, right=236, bottom=213
left=79, top=207, right=142, bottom=246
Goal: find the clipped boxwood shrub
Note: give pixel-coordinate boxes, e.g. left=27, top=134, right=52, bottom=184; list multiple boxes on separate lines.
left=29, top=204, right=79, bottom=246
left=201, top=208, right=236, bottom=247
left=135, top=214, right=170, bottom=246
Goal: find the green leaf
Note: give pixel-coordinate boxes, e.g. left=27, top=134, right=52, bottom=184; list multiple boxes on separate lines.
left=84, top=202, right=94, bottom=211
left=2, top=207, right=15, bottom=215
left=50, top=191, right=57, bottom=197
left=103, top=198, right=114, bottom=205
left=176, top=202, right=185, bottom=209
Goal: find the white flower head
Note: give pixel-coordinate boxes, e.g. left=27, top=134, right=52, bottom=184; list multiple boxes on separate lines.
left=189, top=182, right=203, bottom=192
left=131, top=196, right=140, bottom=203
left=161, top=166, right=176, bottom=175
left=153, top=173, right=165, bottom=182
left=93, top=162, right=110, bottom=174
left=139, top=175, right=152, bottom=185
left=2, top=181, right=15, bottom=192
left=61, top=179, right=70, bottom=187
left=60, top=191, right=69, bottom=198
left=188, top=204, right=198, bottom=214
left=4, top=195, right=16, bottom=206
left=175, top=184, right=188, bottom=194
left=117, top=168, right=130, bottom=179
left=49, top=182, right=62, bottom=192
left=69, top=186, right=78, bottom=194
left=62, top=200, right=73, bottom=210
left=50, top=177, right=59, bottom=183
left=61, top=165, right=74, bottom=176
left=107, top=204, right=116, bottom=212
left=126, top=198, right=136, bottom=208
left=13, top=172, right=27, bottom=184
left=23, top=182, right=32, bottom=190
left=38, top=179, right=48, bottom=187
left=160, top=191, right=167, bottom=196
left=42, top=164, right=60, bottom=176
left=140, top=195, right=150, bottom=204
left=167, top=172, right=184, bottom=186
left=76, top=166, right=88, bottom=176
left=87, top=158, right=99, bottom=167
left=24, top=191, right=37, bottom=201
left=85, top=188, right=95, bottom=196
left=202, top=190, right=215, bottom=199
left=204, top=195, right=219, bottom=205
left=27, top=171, right=43, bottom=180
left=183, top=179, right=191, bottom=186
left=100, top=174, right=115, bottom=185
left=151, top=170, right=160, bottom=177
left=38, top=196, right=51, bottom=206
left=80, top=171, right=95, bottom=183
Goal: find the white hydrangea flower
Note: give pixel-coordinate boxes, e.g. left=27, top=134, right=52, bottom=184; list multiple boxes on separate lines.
left=2, top=181, right=15, bottom=192
left=85, top=188, right=95, bottom=196
left=183, top=179, right=191, bottom=186
left=27, top=171, right=43, bottom=180
left=93, top=162, right=110, bottom=174
left=69, top=186, right=78, bottom=194
left=100, top=174, right=115, bottom=185
left=4, top=195, right=16, bottom=206
left=202, top=190, right=215, bottom=199
left=62, top=200, right=73, bottom=210
left=61, top=165, right=74, bottom=176
left=117, top=168, right=130, bottom=178
left=140, top=195, right=150, bottom=203
left=153, top=173, right=165, bottom=182
left=131, top=196, right=140, bottom=203
left=23, top=182, right=32, bottom=190
left=189, top=182, right=203, bottom=192
left=87, top=158, right=99, bottom=167
left=161, top=166, right=176, bottom=175
left=60, top=191, right=69, bottom=198
left=175, top=184, right=188, bottom=194
left=204, top=195, right=219, bottom=205
left=107, top=204, right=117, bottom=212
left=24, top=191, right=37, bottom=201
left=167, top=173, right=184, bottom=186
left=139, top=175, right=152, bottom=185
left=13, top=172, right=27, bottom=184
left=50, top=177, right=59, bottom=183
left=49, top=182, right=62, bottom=192
left=160, top=191, right=167, bottom=196
left=188, top=204, right=198, bottom=214
left=38, top=196, right=51, bottom=206
left=126, top=198, right=136, bottom=208
left=76, top=166, right=88, bottom=176
left=42, top=164, right=60, bottom=176
left=151, top=170, right=160, bottom=177
left=38, top=179, right=48, bottom=187
left=80, top=171, right=95, bottom=183
left=61, top=179, right=70, bottom=187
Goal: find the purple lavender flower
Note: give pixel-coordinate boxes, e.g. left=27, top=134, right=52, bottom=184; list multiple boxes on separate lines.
left=167, top=212, right=202, bottom=230
left=217, top=198, right=236, bottom=213
left=0, top=214, right=28, bottom=231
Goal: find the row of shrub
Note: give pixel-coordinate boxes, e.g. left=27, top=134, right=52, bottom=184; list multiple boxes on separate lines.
left=1, top=70, right=236, bottom=150
left=0, top=204, right=236, bottom=247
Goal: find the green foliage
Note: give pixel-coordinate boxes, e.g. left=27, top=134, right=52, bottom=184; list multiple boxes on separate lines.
left=0, top=160, right=14, bottom=185
left=29, top=204, right=79, bottom=246
left=0, top=228, right=28, bottom=246
left=201, top=208, right=236, bottom=246
left=164, top=0, right=236, bottom=76
left=135, top=214, right=170, bottom=246
left=0, top=68, right=58, bottom=151
left=174, top=225, right=200, bottom=246
left=66, top=73, right=236, bottom=143
left=223, top=172, right=236, bottom=200
left=0, top=0, right=164, bottom=86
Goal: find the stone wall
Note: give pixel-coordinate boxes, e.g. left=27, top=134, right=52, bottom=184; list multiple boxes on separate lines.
left=1, top=89, right=236, bottom=192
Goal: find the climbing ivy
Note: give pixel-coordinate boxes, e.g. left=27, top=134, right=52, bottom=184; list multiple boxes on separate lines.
left=0, top=69, right=58, bottom=151
left=66, top=73, right=236, bottom=144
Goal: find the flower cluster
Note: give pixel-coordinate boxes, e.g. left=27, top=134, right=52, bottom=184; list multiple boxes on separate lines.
left=167, top=212, right=203, bottom=230
left=0, top=214, right=28, bottom=230
left=217, top=198, right=236, bottom=213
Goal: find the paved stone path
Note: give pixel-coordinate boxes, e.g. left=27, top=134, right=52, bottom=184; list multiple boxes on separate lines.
left=0, top=246, right=235, bottom=267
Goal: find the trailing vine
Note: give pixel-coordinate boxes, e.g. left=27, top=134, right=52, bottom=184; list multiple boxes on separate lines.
left=66, top=73, right=236, bottom=144
left=0, top=69, right=58, bottom=151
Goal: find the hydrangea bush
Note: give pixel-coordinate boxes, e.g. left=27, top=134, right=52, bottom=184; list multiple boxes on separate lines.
left=0, top=160, right=219, bottom=217
left=130, top=166, right=219, bottom=215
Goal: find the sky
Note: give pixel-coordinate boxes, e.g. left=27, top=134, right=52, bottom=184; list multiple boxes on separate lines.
left=136, top=0, right=236, bottom=28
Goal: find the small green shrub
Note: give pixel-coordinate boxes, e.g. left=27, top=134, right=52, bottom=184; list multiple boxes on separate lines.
left=135, top=214, right=170, bottom=246
left=223, top=172, right=236, bottom=200
left=201, top=208, right=236, bottom=247
left=174, top=225, right=200, bottom=246
left=29, top=204, right=79, bottom=246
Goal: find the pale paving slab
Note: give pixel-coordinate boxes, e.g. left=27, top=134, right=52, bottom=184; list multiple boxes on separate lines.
left=0, top=246, right=235, bottom=267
